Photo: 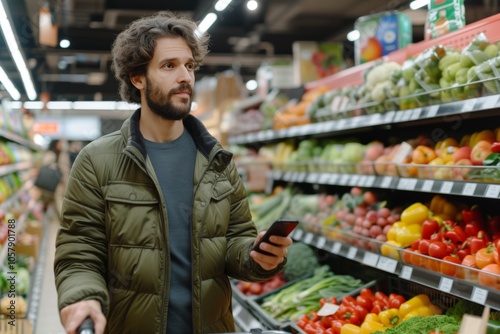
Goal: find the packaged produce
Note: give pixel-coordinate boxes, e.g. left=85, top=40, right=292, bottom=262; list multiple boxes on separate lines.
left=425, top=0, right=465, bottom=40
left=355, top=11, right=412, bottom=65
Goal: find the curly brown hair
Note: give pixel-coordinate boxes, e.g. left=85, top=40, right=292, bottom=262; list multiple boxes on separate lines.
left=111, top=11, right=210, bottom=103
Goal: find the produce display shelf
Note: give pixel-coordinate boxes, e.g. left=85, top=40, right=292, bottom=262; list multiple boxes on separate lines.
left=268, top=169, right=500, bottom=199
left=0, top=162, right=34, bottom=178
left=0, top=129, right=42, bottom=151
left=290, top=228, right=500, bottom=311
left=227, top=94, right=500, bottom=145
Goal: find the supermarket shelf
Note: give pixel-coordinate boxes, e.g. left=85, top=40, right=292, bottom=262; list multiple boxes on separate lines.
left=269, top=170, right=500, bottom=199
left=0, top=179, right=34, bottom=211
left=227, top=94, right=500, bottom=145
left=0, top=161, right=34, bottom=178
left=290, top=228, right=500, bottom=311
left=0, top=129, right=42, bottom=151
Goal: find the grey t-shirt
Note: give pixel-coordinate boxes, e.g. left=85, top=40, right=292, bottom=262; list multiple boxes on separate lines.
left=143, top=129, right=197, bottom=333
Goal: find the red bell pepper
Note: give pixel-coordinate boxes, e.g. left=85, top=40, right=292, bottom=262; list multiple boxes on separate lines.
left=470, top=233, right=489, bottom=255
left=462, top=206, right=485, bottom=227
left=422, top=219, right=440, bottom=240
left=492, top=142, right=500, bottom=153
left=456, top=246, right=471, bottom=261
left=330, top=320, right=347, bottom=334
left=444, top=225, right=468, bottom=244
left=337, top=306, right=362, bottom=326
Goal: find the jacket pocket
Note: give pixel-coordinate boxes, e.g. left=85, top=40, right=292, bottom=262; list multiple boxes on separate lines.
left=211, top=180, right=234, bottom=201
left=105, top=182, right=159, bottom=248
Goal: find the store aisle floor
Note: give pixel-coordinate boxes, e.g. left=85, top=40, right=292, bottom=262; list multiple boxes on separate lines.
left=35, top=208, right=65, bottom=334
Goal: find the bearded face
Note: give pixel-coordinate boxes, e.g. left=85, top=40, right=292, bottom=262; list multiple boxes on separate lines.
left=144, top=75, right=193, bottom=120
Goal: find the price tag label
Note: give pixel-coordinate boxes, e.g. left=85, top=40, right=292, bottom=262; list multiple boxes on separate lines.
left=288, top=127, right=300, bottom=137
left=306, top=173, right=319, bottom=184
left=304, top=232, right=314, bottom=244
left=481, top=95, right=499, bottom=110
left=365, top=176, right=376, bottom=187
left=411, top=108, right=422, bottom=120
left=381, top=176, right=393, bottom=188
left=462, top=183, right=477, bottom=196
left=471, top=287, right=488, bottom=305
left=339, top=174, right=350, bottom=185
left=283, top=171, right=292, bottom=181
left=257, top=131, right=265, bottom=141
left=400, top=266, right=413, bottom=280
left=337, top=119, right=347, bottom=129
left=319, top=173, right=330, bottom=184
left=397, top=178, right=408, bottom=190
left=376, top=256, right=398, bottom=273
left=316, top=236, right=326, bottom=249
left=298, top=172, right=307, bottom=183
left=299, top=125, right=309, bottom=136
left=370, top=114, right=382, bottom=125
left=329, top=174, right=340, bottom=184
left=324, top=121, right=337, bottom=132
left=274, top=170, right=283, bottom=179
left=461, top=98, right=476, bottom=113
left=384, top=111, right=395, bottom=123
left=485, top=184, right=500, bottom=198
left=293, top=229, right=304, bottom=240
left=290, top=172, right=299, bottom=182
left=264, top=130, right=274, bottom=140
left=440, top=181, right=454, bottom=194
left=358, top=175, right=368, bottom=187
left=422, top=180, right=434, bottom=192
left=332, top=242, right=342, bottom=254
left=406, top=179, right=418, bottom=191
left=393, top=111, right=404, bottom=123
left=402, top=110, right=413, bottom=122
left=351, top=116, right=360, bottom=127
left=439, top=277, right=454, bottom=293
left=350, top=175, right=360, bottom=186
left=362, top=252, right=379, bottom=267
left=317, top=303, right=340, bottom=317
left=426, top=105, right=439, bottom=118
left=347, top=247, right=358, bottom=259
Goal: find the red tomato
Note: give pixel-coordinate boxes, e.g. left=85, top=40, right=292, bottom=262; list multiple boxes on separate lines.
left=388, top=294, right=406, bottom=309
left=428, top=241, right=449, bottom=259
left=356, top=295, right=373, bottom=311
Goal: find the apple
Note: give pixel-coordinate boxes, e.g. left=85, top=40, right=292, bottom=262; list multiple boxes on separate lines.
left=470, top=141, right=492, bottom=165
left=452, top=146, right=472, bottom=163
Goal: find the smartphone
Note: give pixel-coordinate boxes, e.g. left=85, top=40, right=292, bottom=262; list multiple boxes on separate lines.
left=252, top=219, right=299, bottom=256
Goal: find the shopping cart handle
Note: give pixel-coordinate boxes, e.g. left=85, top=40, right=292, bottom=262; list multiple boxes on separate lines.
left=78, top=317, right=95, bottom=334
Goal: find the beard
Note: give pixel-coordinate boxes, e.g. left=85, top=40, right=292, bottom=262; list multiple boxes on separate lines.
left=144, top=76, right=193, bottom=121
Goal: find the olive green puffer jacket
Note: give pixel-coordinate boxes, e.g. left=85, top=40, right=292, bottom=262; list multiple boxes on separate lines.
left=54, top=110, right=282, bottom=333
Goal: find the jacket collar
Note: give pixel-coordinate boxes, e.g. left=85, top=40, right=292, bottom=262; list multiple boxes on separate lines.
left=122, top=108, right=232, bottom=169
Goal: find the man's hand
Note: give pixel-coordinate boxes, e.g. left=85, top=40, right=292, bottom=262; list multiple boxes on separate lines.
left=60, top=299, right=106, bottom=334
left=250, top=231, right=293, bottom=271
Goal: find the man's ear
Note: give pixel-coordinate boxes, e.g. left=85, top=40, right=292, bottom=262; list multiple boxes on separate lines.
left=130, top=73, right=145, bottom=90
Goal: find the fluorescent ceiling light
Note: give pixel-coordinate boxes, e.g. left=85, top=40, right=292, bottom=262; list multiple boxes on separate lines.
left=0, top=0, right=37, bottom=100
left=0, top=66, right=20, bottom=100
left=59, top=39, right=71, bottom=48
left=47, top=101, right=73, bottom=110
left=347, top=30, right=360, bottom=42
left=196, top=13, right=217, bottom=36
left=73, top=101, right=116, bottom=110
left=116, top=101, right=140, bottom=110
left=410, top=0, right=430, bottom=10
left=247, top=0, right=258, bottom=11
left=215, top=0, right=232, bottom=11
left=23, top=101, right=44, bottom=109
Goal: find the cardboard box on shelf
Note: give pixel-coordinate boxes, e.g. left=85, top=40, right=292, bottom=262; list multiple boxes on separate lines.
left=293, top=41, right=345, bottom=85
left=355, top=11, right=412, bottom=65
left=425, top=0, right=465, bottom=40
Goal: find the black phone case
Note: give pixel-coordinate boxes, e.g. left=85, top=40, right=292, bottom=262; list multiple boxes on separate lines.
left=252, top=219, right=298, bottom=256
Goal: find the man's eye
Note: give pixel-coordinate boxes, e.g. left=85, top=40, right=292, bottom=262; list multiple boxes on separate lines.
left=186, top=63, right=196, bottom=70
left=164, top=63, right=174, bottom=69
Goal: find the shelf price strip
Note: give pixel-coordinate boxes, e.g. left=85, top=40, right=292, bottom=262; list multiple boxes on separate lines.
left=485, top=184, right=500, bottom=198
left=438, top=277, right=454, bottom=293
left=461, top=98, right=476, bottom=113
left=481, top=95, right=499, bottom=110
left=400, top=266, right=413, bottom=280
left=421, top=180, right=434, bottom=192
left=381, top=176, right=393, bottom=189
left=426, top=105, right=439, bottom=118
left=303, top=232, right=314, bottom=245
left=331, top=242, right=342, bottom=254
left=362, top=252, right=380, bottom=267
left=293, top=229, right=304, bottom=241
left=316, top=236, right=326, bottom=250
left=376, top=256, right=398, bottom=273
left=462, top=183, right=477, bottom=196
left=471, top=287, right=488, bottom=305
left=440, top=181, right=453, bottom=194
left=347, top=247, right=358, bottom=260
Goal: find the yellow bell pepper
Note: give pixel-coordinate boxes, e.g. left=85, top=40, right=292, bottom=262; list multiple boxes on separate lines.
left=381, top=240, right=402, bottom=260
left=396, top=223, right=422, bottom=248
left=360, top=320, right=387, bottom=333
left=399, top=294, right=430, bottom=318
left=364, top=313, right=380, bottom=323
left=341, top=324, right=362, bottom=334
left=440, top=146, right=458, bottom=163
left=378, top=308, right=401, bottom=327
left=400, top=203, right=429, bottom=225
left=403, top=304, right=440, bottom=320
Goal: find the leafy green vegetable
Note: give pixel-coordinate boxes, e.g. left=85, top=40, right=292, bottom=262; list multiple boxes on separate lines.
left=283, top=242, right=321, bottom=281
left=445, top=299, right=484, bottom=322
left=372, top=315, right=460, bottom=334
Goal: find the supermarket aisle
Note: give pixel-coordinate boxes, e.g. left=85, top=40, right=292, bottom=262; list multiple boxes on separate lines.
left=34, top=208, right=65, bottom=334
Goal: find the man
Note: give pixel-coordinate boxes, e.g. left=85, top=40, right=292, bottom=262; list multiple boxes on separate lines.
left=54, top=11, right=292, bottom=334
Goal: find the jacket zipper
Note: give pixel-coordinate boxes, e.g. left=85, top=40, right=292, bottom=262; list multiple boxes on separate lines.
left=123, top=148, right=169, bottom=333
